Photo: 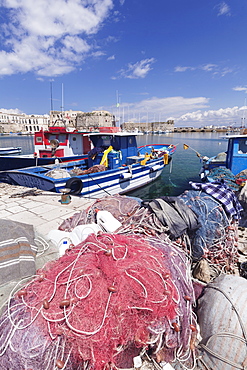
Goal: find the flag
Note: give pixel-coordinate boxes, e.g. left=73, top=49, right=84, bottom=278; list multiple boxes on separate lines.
left=116, top=103, right=120, bottom=107
left=183, top=144, right=189, bottom=150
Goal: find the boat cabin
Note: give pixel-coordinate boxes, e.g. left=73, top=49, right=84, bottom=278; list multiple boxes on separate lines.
left=88, top=132, right=142, bottom=169
left=226, top=135, right=247, bottom=175
left=34, top=127, right=91, bottom=158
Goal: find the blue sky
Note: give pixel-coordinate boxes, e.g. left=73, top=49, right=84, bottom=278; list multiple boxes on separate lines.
left=0, top=0, right=246, bottom=127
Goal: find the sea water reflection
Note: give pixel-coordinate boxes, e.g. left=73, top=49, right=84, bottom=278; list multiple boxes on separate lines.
left=0, top=132, right=227, bottom=199
left=132, top=132, right=228, bottom=199
left=0, top=134, right=34, bottom=155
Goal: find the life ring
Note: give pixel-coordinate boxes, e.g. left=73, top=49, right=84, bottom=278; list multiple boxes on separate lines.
left=65, top=177, right=83, bottom=195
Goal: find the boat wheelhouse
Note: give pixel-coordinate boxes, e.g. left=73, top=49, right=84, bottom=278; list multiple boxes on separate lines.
left=201, top=134, right=247, bottom=180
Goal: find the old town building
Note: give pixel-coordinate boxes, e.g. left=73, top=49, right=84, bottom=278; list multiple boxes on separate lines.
left=0, top=112, right=49, bottom=133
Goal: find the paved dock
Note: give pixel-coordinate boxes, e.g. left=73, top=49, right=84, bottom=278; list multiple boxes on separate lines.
left=0, top=183, right=94, bottom=239
left=0, top=183, right=96, bottom=306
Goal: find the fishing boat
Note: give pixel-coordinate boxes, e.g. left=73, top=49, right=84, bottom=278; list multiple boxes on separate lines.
left=0, top=147, right=22, bottom=155
left=200, top=134, right=247, bottom=181
left=0, top=131, right=176, bottom=198
left=0, top=126, right=92, bottom=171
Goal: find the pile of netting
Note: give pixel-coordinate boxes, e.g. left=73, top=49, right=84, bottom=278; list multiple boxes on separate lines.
left=70, top=164, right=107, bottom=176
left=59, top=195, right=171, bottom=239
left=207, top=166, right=240, bottom=191
left=59, top=191, right=241, bottom=275
left=235, top=168, right=247, bottom=186
left=177, top=189, right=240, bottom=273
left=0, top=233, right=197, bottom=370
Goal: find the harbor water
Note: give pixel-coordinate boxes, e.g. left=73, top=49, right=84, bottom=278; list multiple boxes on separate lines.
left=0, top=132, right=228, bottom=200
left=131, top=131, right=228, bottom=199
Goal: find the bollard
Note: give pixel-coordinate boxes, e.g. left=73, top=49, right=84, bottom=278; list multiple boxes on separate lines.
left=59, top=188, right=71, bottom=204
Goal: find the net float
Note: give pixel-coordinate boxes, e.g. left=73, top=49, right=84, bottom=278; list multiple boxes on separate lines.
left=59, top=299, right=70, bottom=308
left=190, top=324, right=197, bottom=332
left=108, top=286, right=117, bottom=293
left=43, top=299, right=50, bottom=309
left=184, top=295, right=191, bottom=301
left=56, top=359, right=65, bottom=369
left=17, top=290, right=27, bottom=298
left=104, top=248, right=112, bottom=256
left=172, top=322, right=180, bottom=332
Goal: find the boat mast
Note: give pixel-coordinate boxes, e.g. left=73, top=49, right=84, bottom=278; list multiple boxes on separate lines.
left=242, top=97, right=246, bottom=128
left=50, top=82, right=53, bottom=112
left=116, top=90, right=120, bottom=127
left=48, top=82, right=53, bottom=127
left=61, top=83, right=65, bottom=126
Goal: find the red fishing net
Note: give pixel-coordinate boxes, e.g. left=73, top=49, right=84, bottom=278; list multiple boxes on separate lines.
left=0, top=233, right=197, bottom=369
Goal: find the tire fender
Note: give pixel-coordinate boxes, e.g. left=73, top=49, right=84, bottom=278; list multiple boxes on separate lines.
left=65, top=177, right=83, bottom=195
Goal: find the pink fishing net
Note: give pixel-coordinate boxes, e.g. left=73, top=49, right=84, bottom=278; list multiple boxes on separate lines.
left=0, top=233, right=197, bottom=369
left=60, top=194, right=240, bottom=276
left=59, top=194, right=169, bottom=239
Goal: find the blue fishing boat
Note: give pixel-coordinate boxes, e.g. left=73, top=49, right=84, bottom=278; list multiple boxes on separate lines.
left=0, top=146, right=22, bottom=155
left=0, top=131, right=176, bottom=198
left=200, top=134, right=247, bottom=181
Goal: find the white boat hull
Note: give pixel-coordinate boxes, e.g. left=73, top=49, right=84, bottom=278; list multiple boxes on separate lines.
left=0, top=147, right=21, bottom=155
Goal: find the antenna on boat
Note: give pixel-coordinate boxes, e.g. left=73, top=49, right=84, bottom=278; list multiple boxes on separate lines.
left=61, top=83, right=65, bottom=127
left=50, top=82, right=53, bottom=112
left=49, top=81, right=53, bottom=127
left=116, top=90, right=120, bottom=127
left=242, top=97, right=246, bottom=128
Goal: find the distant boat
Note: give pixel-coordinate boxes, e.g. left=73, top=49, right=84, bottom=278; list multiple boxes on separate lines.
left=0, top=130, right=176, bottom=198
left=0, top=147, right=22, bottom=155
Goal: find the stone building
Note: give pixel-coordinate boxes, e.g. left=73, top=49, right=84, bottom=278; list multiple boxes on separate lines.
left=50, top=110, right=83, bottom=127
left=0, top=111, right=49, bottom=133
left=50, top=110, right=115, bottom=130
left=122, top=120, right=174, bottom=132
left=76, top=110, right=115, bottom=130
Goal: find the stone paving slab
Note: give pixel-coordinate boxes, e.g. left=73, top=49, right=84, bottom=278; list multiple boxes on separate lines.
left=0, top=183, right=94, bottom=239
left=7, top=205, right=27, bottom=214
left=0, top=209, right=13, bottom=218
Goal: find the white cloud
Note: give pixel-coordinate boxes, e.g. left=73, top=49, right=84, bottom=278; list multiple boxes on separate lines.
left=0, top=0, right=114, bottom=76
left=103, top=96, right=209, bottom=123
left=101, top=95, right=246, bottom=127
left=233, top=86, right=247, bottom=93
left=175, top=106, right=244, bottom=126
left=201, top=64, right=218, bottom=72
left=131, top=96, right=209, bottom=115
left=107, top=55, right=115, bottom=60
left=0, top=108, right=23, bottom=114
left=115, top=58, right=156, bottom=79
left=174, top=63, right=233, bottom=77
left=91, top=50, right=106, bottom=58
left=174, top=66, right=195, bottom=72
left=217, top=2, right=231, bottom=16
